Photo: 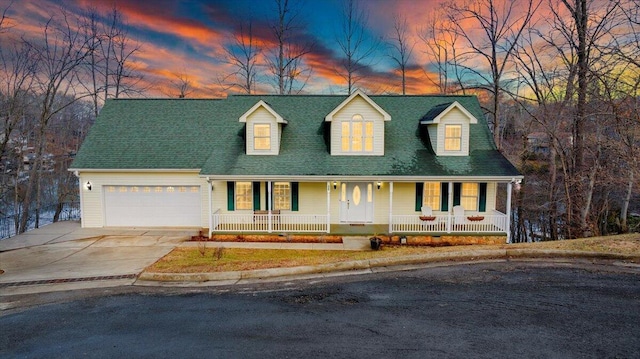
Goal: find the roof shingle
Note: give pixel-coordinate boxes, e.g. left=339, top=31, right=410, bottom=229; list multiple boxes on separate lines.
left=71, top=94, right=520, bottom=178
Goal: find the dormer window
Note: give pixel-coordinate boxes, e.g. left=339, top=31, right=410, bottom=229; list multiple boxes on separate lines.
left=239, top=100, right=287, bottom=155
left=341, top=114, right=373, bottom=152
left=254, top=124, right=271, bottom=150
left=325, top=90, right=390, bottom=156
left=419, top=101, right=478, bottom=157
left=444, top=124, right=462, bottom=151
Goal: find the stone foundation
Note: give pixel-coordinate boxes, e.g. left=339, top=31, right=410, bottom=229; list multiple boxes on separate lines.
left=208, top=233, right=343, bottom=244
left=385, top=235, right=506, bottom=246
left=205, top=233, right=505, bottom=246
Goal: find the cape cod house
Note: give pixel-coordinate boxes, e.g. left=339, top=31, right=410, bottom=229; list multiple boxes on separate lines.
left=70, top=90, right=523, bottom=243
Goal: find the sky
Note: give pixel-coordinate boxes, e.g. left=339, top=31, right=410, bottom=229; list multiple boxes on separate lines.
left=1, top=0, right=508, bottom=97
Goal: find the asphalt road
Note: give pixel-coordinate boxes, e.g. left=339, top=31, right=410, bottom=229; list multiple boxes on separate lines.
left=1, top=261, right=639, bottom=358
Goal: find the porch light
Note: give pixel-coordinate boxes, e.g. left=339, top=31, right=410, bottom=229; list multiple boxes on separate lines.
left=511, top=178, right=522, bottom=191
left=84, top=181, right=92, bottom=191
left=377, top=181, right=381, bottom=190
left=333, top=181, right=337, bottom=189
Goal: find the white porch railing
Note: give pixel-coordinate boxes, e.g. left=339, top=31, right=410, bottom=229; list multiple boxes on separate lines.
left=213, top=209, right=507, bottom=234
left=391, top=214, right=449, bottom=232
left=212, top=210, right=328, bottom=233
left=391, top=210, right=508, bottom=233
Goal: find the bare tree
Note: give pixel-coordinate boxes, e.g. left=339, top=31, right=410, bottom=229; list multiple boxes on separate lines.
left=83, top=5, right=144, bottom=118
left=171, top=71, right=193, bottom=98
left=18, top=10, right=94, bottom=233
left=267, top=0, right=314, bottom=94
left=419, top=9, right=466, bottom=94
left=220, top=21, right=261, bottom=94
left=445, top=0, right=539, bottom=150
left=335, top=0, right=378, bottom=94
left=539, top=0, right=624, bottom=236
left=0, top=42, right=36, bottom=162
left=388, top=15, right=415, bottom=95
left=0, top=0, right=15, bottom=33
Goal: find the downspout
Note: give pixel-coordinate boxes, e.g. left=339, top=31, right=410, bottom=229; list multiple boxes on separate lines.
left=74, top=171, right=84, bottom=228
left=447, top=181, right=453, bottom=233
left=207, top=178, right=213, bottom=238
left=388, top=182, right=393, bottom=234
left=326, top=182, right=331, bottom=233
left=267, top=181, right=272, bottom=233
left=506, top=181, right=513, bottom=244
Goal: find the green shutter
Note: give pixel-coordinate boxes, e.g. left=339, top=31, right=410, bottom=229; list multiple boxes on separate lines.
left=415, top=182, right=424, bottom=212
left=453, top=183, right=461, bottom=206
left=441, top=183, right=449, bottom=211
left=479, top=183, right=487, bottom=212
left=253, top=182, right=261, bottom=211
left=291, top=182, right=299, bottom=211
left=227, top=182, right=234, bottom=211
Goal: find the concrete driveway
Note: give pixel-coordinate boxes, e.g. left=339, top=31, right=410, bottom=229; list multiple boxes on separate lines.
left=0, top=222, right=194, bottom=295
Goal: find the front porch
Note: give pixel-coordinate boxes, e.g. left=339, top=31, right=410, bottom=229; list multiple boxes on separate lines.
left=211, top=210, right=509, bottom=235
left=209, top=179, right=516, bottom=242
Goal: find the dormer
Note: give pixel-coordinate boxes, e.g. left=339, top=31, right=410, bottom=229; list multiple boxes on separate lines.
left=420, top=101, right=478, bottom=156
left=240, top=100, right=287, bottom=155
left=324, top=89, right=391, bottom=156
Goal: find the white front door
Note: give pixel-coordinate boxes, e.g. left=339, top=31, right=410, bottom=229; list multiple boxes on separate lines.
left=340, top=182, right=373, bottom=223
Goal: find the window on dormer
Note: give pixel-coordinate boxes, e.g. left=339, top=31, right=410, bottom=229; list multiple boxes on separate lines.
left=444, top=124, right=462, bottom=151
left=341, top=114, right=373, bottom=152
left=254, top=124, right=271, bottom=150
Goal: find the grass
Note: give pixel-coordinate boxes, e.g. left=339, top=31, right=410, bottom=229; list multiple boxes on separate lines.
left=145, top=233, right=640, bottom=273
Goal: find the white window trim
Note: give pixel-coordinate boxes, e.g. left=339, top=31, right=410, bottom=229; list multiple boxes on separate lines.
left=460, top=182, right=479, bottom=211
left=273, top=182, right=291, bottom=210
left=235, top=182, right=253, bottom=210
left=422, top=182, right=441, bottom=211
left=253, top=123, right=271, bottom=151
left=341, top=114, right=374, bottom=153
left=444, top=124, right=462, bottom=152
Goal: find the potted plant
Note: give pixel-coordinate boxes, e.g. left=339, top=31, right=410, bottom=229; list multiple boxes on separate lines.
left=370, top=234, right=382, bottom=250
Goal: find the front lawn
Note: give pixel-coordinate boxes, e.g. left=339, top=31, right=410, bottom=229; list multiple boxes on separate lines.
left=145, top=233, right=640, bottom=273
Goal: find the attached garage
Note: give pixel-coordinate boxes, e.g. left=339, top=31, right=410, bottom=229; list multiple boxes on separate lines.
left=104, top=185, right=201, bottom=227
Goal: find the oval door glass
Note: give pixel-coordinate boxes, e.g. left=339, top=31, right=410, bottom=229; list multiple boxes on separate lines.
left=352, top=185, right=361, bottom=206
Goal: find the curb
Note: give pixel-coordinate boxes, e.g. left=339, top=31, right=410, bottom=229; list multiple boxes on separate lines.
left=139, top=248, right=640, bottom=283
left=138, top=249, right=640, bottom=282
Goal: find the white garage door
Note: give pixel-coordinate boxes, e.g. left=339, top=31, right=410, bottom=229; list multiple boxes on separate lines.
left=104, top=185, right=201, bottom=227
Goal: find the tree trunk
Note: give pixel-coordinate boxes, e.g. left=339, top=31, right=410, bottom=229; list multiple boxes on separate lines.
left=620, top=169, right=633, bottom=233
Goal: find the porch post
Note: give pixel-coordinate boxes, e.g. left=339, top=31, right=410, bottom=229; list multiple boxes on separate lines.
left=447, top=181, right=453, bottom=233
left=267, top=181, right=272, bottom=233
left=326, top=182, right=331, bottom=233
left=506, top=182, right=513, bottom=243
left=388, top=182, right=394, bottom=234
left=207, top=179, right=213, bottom=238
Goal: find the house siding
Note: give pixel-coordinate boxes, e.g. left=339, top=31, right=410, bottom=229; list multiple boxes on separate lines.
left=330, top=96, right=385, bottom=156
left=78, top=171, right=208, bottom=228
left=245, top=106, right=280, bottom=155
left=391, top=182, right=418, bottom=215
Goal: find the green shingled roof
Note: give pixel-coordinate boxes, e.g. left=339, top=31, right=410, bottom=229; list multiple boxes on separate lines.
left=71, top=94, right=520, bottom=178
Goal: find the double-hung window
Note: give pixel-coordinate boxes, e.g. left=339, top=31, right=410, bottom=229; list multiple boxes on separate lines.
left=460, top=183, right=478, bottom=210
left=254, top=124, right=271, bottom=150
left=341, top=114, right=373, bottom=152
left=422, top=182, right=441, bottom=210
left=273, top=182, right=291, bottom=210
left=235, top=182, right=252, bottom=210
left=444, top=124, right=462, bottom=151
